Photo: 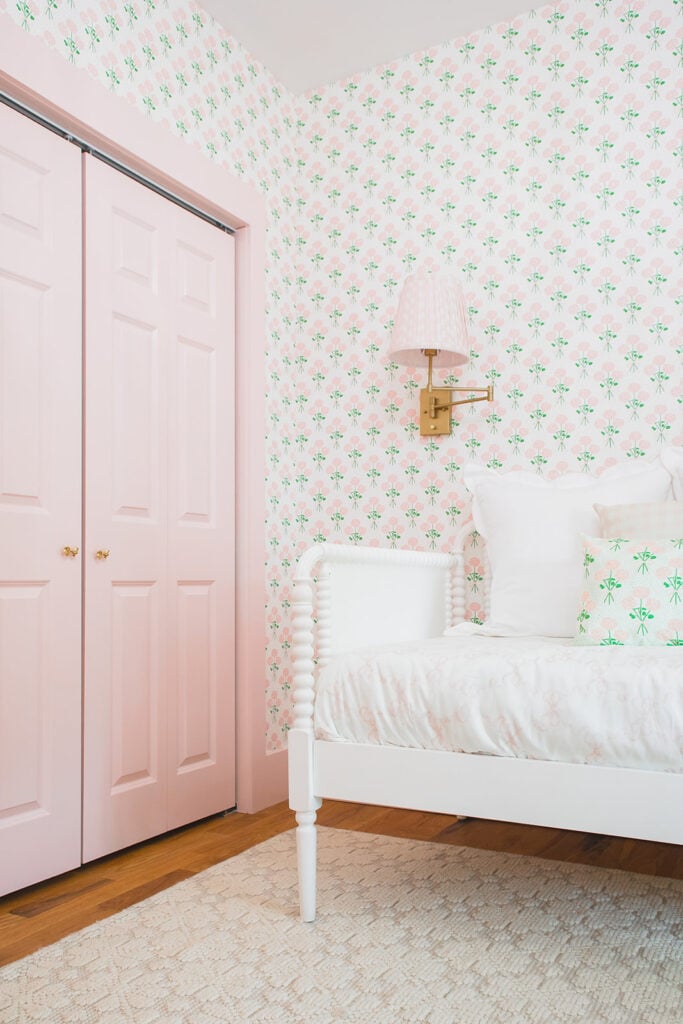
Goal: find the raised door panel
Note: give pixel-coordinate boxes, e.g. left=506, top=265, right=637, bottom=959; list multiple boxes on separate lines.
left=0, top=105, right=82, bottom=895
left=167, top=213, right=235, bottom=829
left=82, top=156, right=168, bottom=861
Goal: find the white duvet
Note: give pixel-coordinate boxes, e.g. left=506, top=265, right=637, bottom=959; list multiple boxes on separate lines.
left=314, top=634, right=683, bottom=773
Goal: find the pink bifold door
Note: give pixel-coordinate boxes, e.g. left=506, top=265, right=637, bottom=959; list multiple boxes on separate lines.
left=82, top=156, right=236, bottom=862
left=0, top=104, right=82, bottom=895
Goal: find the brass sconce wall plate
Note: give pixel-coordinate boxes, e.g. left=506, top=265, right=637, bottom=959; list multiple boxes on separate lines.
left=420, top=388, right=452, bottom=435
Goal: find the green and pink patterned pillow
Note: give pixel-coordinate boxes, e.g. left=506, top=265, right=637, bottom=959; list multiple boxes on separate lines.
left=576, top=536, right=683, bottom=646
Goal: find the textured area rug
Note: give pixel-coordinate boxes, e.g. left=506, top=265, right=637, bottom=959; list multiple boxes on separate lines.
left=1, top=827, right=681, bottom=1024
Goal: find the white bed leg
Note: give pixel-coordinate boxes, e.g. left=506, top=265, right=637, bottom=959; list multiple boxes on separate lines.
left=296, top=810, right=317, bottom=922
left=290, top=570, right=323, bottom=921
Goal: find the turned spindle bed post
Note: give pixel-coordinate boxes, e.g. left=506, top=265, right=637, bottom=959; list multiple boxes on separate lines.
left=288, top=546, right=324, bottom=922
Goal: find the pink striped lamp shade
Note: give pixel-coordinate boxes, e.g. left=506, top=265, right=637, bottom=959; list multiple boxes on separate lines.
left=388, top=271, right=470, bottom=368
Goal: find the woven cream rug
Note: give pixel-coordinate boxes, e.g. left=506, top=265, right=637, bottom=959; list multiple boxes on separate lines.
left=1, top=827, right=680, bottom=1024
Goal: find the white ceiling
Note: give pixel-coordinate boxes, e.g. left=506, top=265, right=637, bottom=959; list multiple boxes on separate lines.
left=200, top=0, right=541, bottom=94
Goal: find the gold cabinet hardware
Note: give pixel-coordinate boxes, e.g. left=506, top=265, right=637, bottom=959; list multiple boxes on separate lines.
left=95, top=549, right=110, bottom=560
left=61, top=546, right=79, bottom=558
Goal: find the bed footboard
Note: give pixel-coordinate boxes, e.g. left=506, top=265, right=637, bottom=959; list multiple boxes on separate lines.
left=288, top=543, right=459, bottom=921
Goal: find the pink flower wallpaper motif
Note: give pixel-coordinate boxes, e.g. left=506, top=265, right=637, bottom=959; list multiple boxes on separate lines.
left=4, top=0, right=681, bottom=752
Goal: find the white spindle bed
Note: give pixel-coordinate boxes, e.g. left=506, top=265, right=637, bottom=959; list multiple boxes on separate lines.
left=288, top=524, right=683, bottom=922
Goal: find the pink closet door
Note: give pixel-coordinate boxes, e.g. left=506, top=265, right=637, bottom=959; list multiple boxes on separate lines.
left=82, top=156, right=235, bottom=861
left=166, top=202, right=235, bottom=831
left=0, top=105, right=82, bottom=895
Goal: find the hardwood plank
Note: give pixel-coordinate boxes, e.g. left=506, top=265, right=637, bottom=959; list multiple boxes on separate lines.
left=1, top=799, right=680, bottom=968
left=435, top=815, right=683, bottom=878
left=9, top=878, right=111, bottom=919
left=98, top=870, right=193, bottom=914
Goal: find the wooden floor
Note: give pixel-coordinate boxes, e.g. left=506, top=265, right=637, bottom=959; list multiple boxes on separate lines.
left=1, top=800, right=681, bottom=967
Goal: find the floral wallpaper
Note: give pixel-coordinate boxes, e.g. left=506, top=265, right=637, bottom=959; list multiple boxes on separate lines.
left=3, top=0, right=682, bottom=753
left=279, top=0, right=682, bottom=748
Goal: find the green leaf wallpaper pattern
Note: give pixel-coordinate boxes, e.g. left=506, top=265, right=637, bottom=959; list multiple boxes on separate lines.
left=4, top=0, right=681, bottom=749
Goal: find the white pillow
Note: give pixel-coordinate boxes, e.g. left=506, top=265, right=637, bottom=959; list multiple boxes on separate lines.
left=661, top=447, right=683, bottom=500
left=594, top=501, right=683, bottom=539
left=464, top=458, right=673, bottom=637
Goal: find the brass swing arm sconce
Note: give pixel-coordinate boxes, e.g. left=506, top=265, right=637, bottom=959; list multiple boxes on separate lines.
left=388, top=272, right=495, bottom=437
left=420, top=349, right=494, bottom=436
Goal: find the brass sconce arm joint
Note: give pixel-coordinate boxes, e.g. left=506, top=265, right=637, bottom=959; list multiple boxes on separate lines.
left=433, top=385, right=494, bottom=412
left=420, top=384, right=494, bottom=435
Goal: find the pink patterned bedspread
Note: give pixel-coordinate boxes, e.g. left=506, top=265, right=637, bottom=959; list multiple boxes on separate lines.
left=314, top=635, right=683, bottom=772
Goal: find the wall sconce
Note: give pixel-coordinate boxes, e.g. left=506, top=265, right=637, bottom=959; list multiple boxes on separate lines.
left=388, top=271, right=493, bottom=436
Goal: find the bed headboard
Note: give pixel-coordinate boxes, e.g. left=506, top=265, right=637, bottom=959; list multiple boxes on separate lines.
left=291, top=534, right=488, bottom=731
left=292, top=531, right=489, bottom=672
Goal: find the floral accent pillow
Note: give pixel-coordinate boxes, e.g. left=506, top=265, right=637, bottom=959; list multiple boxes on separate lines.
left=576, top=536, right=683, bottom=646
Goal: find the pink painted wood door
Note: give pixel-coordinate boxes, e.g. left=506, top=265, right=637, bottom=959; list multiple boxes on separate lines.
left=0, top=105, right=82, bottom=895
left=166, top=198, right=235, bottom=831
left=82, top=156, right=235, bottom=861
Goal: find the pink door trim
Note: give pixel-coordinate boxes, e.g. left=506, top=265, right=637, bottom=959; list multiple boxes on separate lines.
left=0, top=16, right=284, bottom=812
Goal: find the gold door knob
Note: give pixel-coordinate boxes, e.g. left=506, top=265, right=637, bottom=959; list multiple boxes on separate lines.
left=61, top=546, right=79, bottom=558
left=95, top=549, right=110, bottom=560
